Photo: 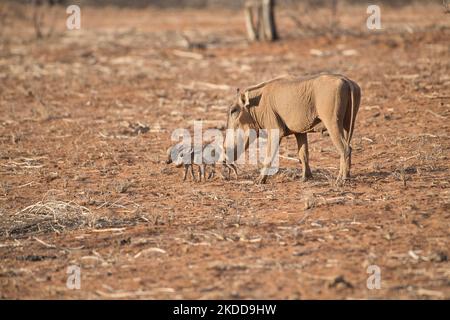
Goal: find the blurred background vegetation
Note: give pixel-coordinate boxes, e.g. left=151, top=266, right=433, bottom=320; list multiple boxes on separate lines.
left=9, top=0, right=439, bottom=8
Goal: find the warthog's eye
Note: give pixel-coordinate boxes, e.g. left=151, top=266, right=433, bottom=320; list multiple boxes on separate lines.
left=230, top=106, right=240, bottom=118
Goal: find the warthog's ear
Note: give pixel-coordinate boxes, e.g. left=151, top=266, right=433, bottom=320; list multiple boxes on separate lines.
left=236, top=90, right=250, bottom=109
left=236, top=89, right=249, bottom=108
left=236, top=88, right=242, bottom=102
left=243, top=91, right=250, bottom=107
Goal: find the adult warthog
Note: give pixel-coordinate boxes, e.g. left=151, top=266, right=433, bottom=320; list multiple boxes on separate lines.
left=225, top=73, right=361, bottom=184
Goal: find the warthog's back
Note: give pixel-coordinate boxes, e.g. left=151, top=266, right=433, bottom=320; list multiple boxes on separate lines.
left=261, top=73, right=349, bottom=134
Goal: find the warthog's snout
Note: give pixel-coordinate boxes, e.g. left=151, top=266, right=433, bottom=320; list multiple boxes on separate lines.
left=174, top=162, right=183, bottom=168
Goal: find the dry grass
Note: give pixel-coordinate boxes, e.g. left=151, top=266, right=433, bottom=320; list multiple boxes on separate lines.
left=0, top=200, right=93, bottom=238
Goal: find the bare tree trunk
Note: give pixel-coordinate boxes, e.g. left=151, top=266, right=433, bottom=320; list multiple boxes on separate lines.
left=31, top=0, right=58, bottom=39
left=257, top=2, right=266, bottom=40
left=262, top=0, right=278, bottom=41
left=244, top=2, right=259, bottom=41
left=331, top=0, right=338, bottom=28
left=245, top=0, right=278, bottom=42
left=443, top=0, right=450, bottom=13
left=32, top=0, right=43, bottom=39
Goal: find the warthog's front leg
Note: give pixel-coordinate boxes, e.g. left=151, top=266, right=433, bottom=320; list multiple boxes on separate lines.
left=227, top=163, right=238, bottom=179
left=256, top=132, right=281, bottom=184
left=182, top=164, right=189, bottom=181
left=295, top=133, right=312, bottom=182
left=220, top=162, right=238, bottom=180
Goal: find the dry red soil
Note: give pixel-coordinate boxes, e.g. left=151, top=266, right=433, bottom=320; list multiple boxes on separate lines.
left=0, top=3, right=449, bottom=299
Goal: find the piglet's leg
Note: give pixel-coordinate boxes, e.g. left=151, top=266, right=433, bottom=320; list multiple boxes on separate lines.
left=183, top=165, right=188, bottom=181
left=189, top=165, right=196, bottom=182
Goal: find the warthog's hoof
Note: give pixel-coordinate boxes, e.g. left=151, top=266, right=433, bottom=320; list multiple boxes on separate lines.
left=255, top=175, right=268, bottom=184
left=335, top=175, right=350, bottom=186
left=300, top=176, right=311, bottom=183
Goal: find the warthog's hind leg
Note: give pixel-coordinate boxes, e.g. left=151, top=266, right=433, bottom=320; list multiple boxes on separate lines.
left=199, top=164, right=206, bottom=182
left=322, top=120, right=350, bottom=181
left=343, top=128, right=353, bottom=178
left=189, top=165, right=197, bottom=182
left=345, top=145, right=352, bottom=177
left=207, top=164, right=215, bottom=180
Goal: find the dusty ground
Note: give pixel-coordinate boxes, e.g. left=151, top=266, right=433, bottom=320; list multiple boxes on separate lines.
left=0, top=2, right=449, bottom=299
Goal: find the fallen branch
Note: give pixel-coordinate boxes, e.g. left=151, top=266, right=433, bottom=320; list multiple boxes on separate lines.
left=279, top=155, right=299, bottom=162
left=362, top=137, right=374, bottom=143
left=91, top=228, right=126, bottom=233
left=426, top=109, right=446, bottom=119
left=416, top=288, right=444, bottom=298
left=33, top=236, right=56, bottom=248
left=399, top=154, right=420, bottom=162
left=384, top=74, right=419, bottom=80
left=172, top=50, right=203, bottom=60
left=134, top=247, right=167, bottom=259
left=96, top=288, right=174, bottom=298
left=194, top=81, right=231, bottom=91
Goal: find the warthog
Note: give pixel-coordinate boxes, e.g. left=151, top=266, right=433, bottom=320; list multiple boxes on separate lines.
left=225, top=73, right=361, bottom=184
left=166, top=143, right=238, bottom=182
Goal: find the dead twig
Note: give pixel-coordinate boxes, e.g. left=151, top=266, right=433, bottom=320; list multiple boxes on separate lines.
left=33, top=236, right=57, bottom=248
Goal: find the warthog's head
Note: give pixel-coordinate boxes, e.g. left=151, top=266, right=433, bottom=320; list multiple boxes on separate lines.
left=165, top=147, right=173, bottom=164
left=226, top=89, right=255, bottom=130
left=224, top=89, right=258, bottom=162
left=166, top=145, right=186, bottom=168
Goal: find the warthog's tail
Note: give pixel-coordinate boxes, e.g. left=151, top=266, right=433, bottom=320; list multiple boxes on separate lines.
left=346, top=79, right=360, bottom=146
